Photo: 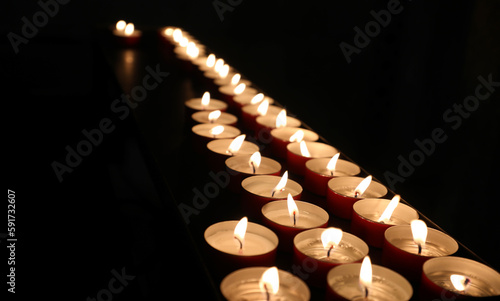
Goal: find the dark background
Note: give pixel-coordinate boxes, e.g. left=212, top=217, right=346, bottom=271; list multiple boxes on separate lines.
left=3, top=0, right=499, bottom=299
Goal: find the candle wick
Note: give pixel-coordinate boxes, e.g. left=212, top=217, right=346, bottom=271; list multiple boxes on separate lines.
left=330, top=170, right=334, bottom=176
left=327, top=245, right=333, bottom=258
left=364, top=286, right=369, bottom=299
left=251, top=161, right=255, bottom=174
left=417, top=243, right=422, bottom=255
left=354, top=191, right=360, bottom=198
left=234, top=236, right=243, bottom=250
left=293, top=212, right=296, bottom=226
left=264, top=284, right=270, bottom=301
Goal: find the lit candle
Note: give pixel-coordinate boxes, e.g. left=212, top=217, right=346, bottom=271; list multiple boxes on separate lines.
left=261, top=194, right=329, bottom=251
left=219, top=83, right=258, bottom=109
left=204, top=217, right=279, bottom=275
left=191, top=123, right=241, bottom=152
left=233, top=93, right=275, bottom=112
left=112, top=20, right=142, bottom=46
left=326, top=176, right=388, bottom=219
left=214, top=72, right=252, bottom=89
left=382, top=220, right=459, bottom=281
left=303, top=153, right=361, bottom=196
left=420, top=257, right=500, bottom=300
left=269, top=127, right=319, bottom=159
left=185, top=91, right=228, bottom=113
left=350, top=196, right=419, bottom=248
left=241, top=171, right=302, bottom=219
left=225, top=152, right=282, bottom=193
left=326, top=258, right=413, bottom=301
left=191, top=110, right=238, bottom=126
left=255, top=108, right=301, bottom=136
left=287, top=141, right=339, bottom=176
left=241, top=100, right=283, bottom=132
left=206, top=135, right=259, bottom=171
left=220, top=266, right=310, bottom=301
left=293, top=228, right=369, bottom=287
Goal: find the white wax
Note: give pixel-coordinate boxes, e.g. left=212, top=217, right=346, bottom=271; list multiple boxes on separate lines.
left=287, top=141, right=338, bottom=158
left=191, top=111, right=238, bottom=125
left=305, top=158, right=360, bottom=177
left=385, top=226, right=458, bottom=257
left=353, top=199, right=418, bottom=226
left=192, top=123, right=241, bottom=139
left=241, top=103, right=283, bottom=117
left=328, top=177, right=388, bottom=198
left=271, top=127, right=319, bottom=142
left=113, top=29, right=142, bottom=38
left=219, top=84, right=258, bottom=97
left=256, top=115, right=301, bottom=129
left=262, top=200, right=329, bottom=229
left=225, top=155, right=281, bottom=175
left=328, top=264, right=413, bottom=301
left=185, top=97, right=227, bottom=111
left=205, top=230, right=276, bottom=256
left=242, top=175, right=303, bottom=199
left=207, top=139, right=259, bottom=157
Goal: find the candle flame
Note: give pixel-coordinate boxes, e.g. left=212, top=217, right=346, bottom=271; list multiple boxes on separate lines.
left=250, top=93, right=265, bottom=105
left=227, top=134, right=246, bottom=155
left=275, top=109, right=287, bottom=128
left=172, top=28, right=183, bottom=42
left=206, top=54, right=216, bottom=68
left=450, top=274, right=471, bottom=292
left=214, top=59, right=225, bottom=73
left=353, top=175, right=372, bottom=198
left=218, top=64, right=230, bottom=79
left=249, top=152, right=261, bottom=172
left=208, top=110, right=221, bottom=123
left=201, top=91, right=210, bottom=108
left=326, top=153, right=340, bottom=174
left=257, top=99, right=270, bottom=116
left=377, top=195, right=400, bottom=223
left=411, top=219, right=428, bottom=254
left=210, top=125, right=224, bottom=137
left=321, top=227, right=343, bottom=257
left=186, top=42, right=199, bottom=59
left=259, top=267, right=279, bottom=297
left=233, top=217, right=248, bottom=250
left=231, top=73, right=241, bottom=86
left=179, top=36, right=189, bottom=47
left=299, top=141, right=311, bottom=157
left=116, top=20, right=126, bottom=31
left=287, top=193, right=299, bottom=226
left=289, top=130, right=304, bottom=143
left=271, top=171, right=288, bottom=197
left=124, top=23, right=135, bottom=36
left=234, top=83, right=246, bottom=95
left=359, top=256, right=372, bottom=298
left=163, top=27, right=174, bottom=36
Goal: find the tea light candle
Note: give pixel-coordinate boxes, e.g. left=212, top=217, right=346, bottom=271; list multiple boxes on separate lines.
left=350, top=196, right=419, bottom=248
left=219, top=83, right=258, bottom=108
left=326, top=176, right=388, bottom=219
left=241, top=172, right=302, bottom=219
left=382, top=221, right=459, bottom=281
left=206, top=135, right=259, bottom=170
left=204, top=218, right=279, bottom=275
left=269, top=127, right=319, bottom=159
left=261, top=195, right=329, bottom=251
left=220, top=266, right=310, bottom=301
left=225, top=152, right=282, bottom=193
left=191, top=110, right=238, bottom=126
left=185, top=92, right=228, bottom=114
left=326, top=259, right=413, bottom=301
left=191, top=124, right=241, bottom=152
left=214, top=72, right=252, bottom=88
left=112, top=20, right=142, bottom=46
left=287, top=141, right=339, bottom=176
left=255, top=109, right=301, bottom=138
left=420, top=257, right=500, bottom=300
left=303, top=154, right=361, bottom=196
left=233, top=93, right=275, bottom=111
left=241, top=101, right=283, bottom=132
left=293, top=228, right=369, bottom=287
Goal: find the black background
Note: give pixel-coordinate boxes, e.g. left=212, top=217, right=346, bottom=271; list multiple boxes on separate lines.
left=3, top=0, right=499, bottom=299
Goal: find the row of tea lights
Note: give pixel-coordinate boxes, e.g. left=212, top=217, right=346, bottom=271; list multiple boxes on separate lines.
left=112, top=22, right=500, bottom=300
